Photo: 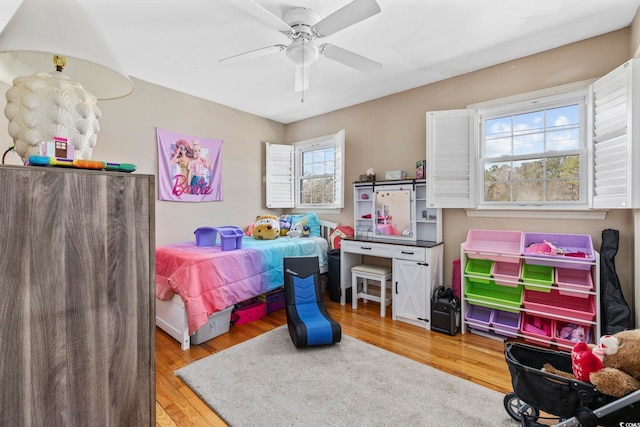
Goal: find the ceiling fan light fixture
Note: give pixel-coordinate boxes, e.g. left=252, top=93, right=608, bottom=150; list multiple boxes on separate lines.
left=286, top=38, right=318, bottom=67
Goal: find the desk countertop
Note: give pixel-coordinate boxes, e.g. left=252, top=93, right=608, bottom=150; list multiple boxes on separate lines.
left=343, top=237, right=443, bottom=249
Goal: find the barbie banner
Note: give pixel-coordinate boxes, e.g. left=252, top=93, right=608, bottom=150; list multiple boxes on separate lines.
left=156, top=128, right=223, bottom=202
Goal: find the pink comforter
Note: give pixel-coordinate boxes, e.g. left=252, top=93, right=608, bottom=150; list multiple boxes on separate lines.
left=156, top=236, right=328, bottom=334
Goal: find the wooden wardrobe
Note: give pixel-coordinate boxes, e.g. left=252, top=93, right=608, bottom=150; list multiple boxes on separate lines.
left=0, top=164, right=155, bottom=426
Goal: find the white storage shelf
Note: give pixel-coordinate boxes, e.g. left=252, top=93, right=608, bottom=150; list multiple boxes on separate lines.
left=460, top=242, right=600, bottom=350
left=354, top=185, right=375, bottom=237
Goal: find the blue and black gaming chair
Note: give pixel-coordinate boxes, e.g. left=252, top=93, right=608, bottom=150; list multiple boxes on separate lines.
left=283, top=256, right=341, bottom=348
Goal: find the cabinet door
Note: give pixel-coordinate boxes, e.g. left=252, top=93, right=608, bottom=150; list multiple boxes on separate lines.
left=393, top=259, right=429, bottom=329
left=0, top=166, right=155, bottom=426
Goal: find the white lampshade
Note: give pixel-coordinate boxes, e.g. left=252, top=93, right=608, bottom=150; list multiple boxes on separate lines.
left=0, top=0, right=133, bottom=100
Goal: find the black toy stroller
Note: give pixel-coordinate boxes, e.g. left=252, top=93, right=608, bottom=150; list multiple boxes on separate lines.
left=504, top=342, right=640, bottom=426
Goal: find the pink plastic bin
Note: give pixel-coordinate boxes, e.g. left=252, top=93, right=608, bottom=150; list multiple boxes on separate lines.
left=523, top=289, right=596, bottom=321
left=555, top=268, right=593, bottom=298
left=231, top=301, right=266, bottom=325
left=521, top=313, right=553, bottom=347
left=491, top=260, right=522, bottom=287
left=522, top=232, right=594, bottom=270
left=464, top=229, right=522, bottom=263
left=554, top=320, right=594, bottom=349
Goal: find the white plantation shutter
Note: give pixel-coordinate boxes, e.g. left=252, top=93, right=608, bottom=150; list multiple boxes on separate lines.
left=590, top=59, right=640, bottom=209
left=426, top=109, right=476, bottom=208
left=266, top=143, right=294, bottom=208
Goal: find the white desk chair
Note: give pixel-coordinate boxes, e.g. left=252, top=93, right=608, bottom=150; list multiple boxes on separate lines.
left=351, top=264, right=392, bottom=317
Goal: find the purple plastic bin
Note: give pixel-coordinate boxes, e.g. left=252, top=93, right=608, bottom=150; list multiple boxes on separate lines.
left=464, top=304, right=492, bottom=331
left=194, top=227, right=217, bottom=247
left=490, top=309, right=521, bottom=337
left=464, top=229, right=522, bottom=263
left=213, top=226, right=244, bottom=251
left=522, top=232, right=594, bottom=270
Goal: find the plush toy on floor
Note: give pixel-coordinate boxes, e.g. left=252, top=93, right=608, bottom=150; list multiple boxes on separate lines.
left=252, top=214, right=280, bottom=240
left=543, top=329, right=640, bottom=397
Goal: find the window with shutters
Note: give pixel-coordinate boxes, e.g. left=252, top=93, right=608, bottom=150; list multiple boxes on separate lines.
left=428, top=60, right=640, bottom=212
left=427, top=83, right=597, bottom=211
left=266, top=129, right=345, bottom=210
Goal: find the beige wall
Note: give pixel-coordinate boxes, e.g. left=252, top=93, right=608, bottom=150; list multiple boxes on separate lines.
left=0, top=79, right=286, bottom=246
left=286, top=29, right=636, bottom=315
left=0, top=29, right=634, bottom=316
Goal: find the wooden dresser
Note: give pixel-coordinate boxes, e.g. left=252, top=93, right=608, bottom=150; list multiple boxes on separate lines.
left=0, top=164, right=155, bottom=426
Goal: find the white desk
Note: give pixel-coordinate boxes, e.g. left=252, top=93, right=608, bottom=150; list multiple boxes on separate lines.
left=340, top=238, right=443, bottom=329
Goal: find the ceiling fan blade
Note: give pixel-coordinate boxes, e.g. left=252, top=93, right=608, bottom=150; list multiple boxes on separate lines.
left=294, top=65, right=310, bottom=92
left=219, top=45, right=286, bottom=65
left=233, top=0, right=293, bottom=34
left=320, top=44, right=381, bottom=73
left=313, top=0, right=381, bottom=38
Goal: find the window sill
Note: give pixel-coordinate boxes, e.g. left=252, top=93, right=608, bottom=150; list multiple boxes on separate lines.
left=464, top=209, right=608, bottom=220
left=291, top=208, right=342, bottom=215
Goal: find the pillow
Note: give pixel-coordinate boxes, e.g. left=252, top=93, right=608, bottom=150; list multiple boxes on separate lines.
left=288, top=212, right=321, bottom=237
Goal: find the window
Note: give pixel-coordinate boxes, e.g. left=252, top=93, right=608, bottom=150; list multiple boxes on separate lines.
left=298, top=145, right=335, bottom=206
left=426, top=81, right=605, bottom=211
left=266, top=129, right=345, bottom=210
left=479, top=94, right=586, bottom=206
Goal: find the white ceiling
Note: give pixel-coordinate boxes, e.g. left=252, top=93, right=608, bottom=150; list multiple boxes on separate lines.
left=2, top=0, right=640, bottom=124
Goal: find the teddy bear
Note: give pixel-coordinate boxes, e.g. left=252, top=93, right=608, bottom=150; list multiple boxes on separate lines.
left=588, top=330, right=640, bottom=397
left=543, top=329, right=640, bottom=398
left=251, top=214, right=280, bottom=240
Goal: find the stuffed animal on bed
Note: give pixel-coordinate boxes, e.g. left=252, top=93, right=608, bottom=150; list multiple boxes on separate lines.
left=543, top=329, right=640, bottom=397
left=287, top=218, right=311, bottom=238
left=252, top=214, right=280, bottom=240
left=287, top=221, right=305, bottom=238
left=279, top=215, right=291, bottom=236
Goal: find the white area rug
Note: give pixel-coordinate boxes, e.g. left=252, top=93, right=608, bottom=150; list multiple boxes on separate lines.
left=176, top=326, right=515, bottom=426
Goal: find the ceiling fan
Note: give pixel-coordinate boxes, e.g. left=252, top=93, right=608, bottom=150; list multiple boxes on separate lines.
left=220, top=0, right=382, bottom=93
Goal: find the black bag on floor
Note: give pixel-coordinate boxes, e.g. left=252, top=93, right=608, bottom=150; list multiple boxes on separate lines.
left=600, top=229, right=632, bottom=335
left=431, top=286, right=460, bottom=335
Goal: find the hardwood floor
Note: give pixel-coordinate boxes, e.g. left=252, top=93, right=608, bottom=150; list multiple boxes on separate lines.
left=155, top=296, right=515, bottom=427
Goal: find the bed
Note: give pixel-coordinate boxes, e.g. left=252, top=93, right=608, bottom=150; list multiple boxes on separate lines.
left=156, top=218, right=338, bottom=349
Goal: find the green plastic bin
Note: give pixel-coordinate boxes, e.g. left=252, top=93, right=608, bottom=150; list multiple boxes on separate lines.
left=464, top=258, right=493, bottom=284
left=464, top=278, right=523, bottom=313
left=521, top=262, right=554, bottom=293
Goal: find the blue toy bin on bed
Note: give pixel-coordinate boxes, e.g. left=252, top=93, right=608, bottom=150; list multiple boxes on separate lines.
left=194, top=226, right=244, bottom=251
